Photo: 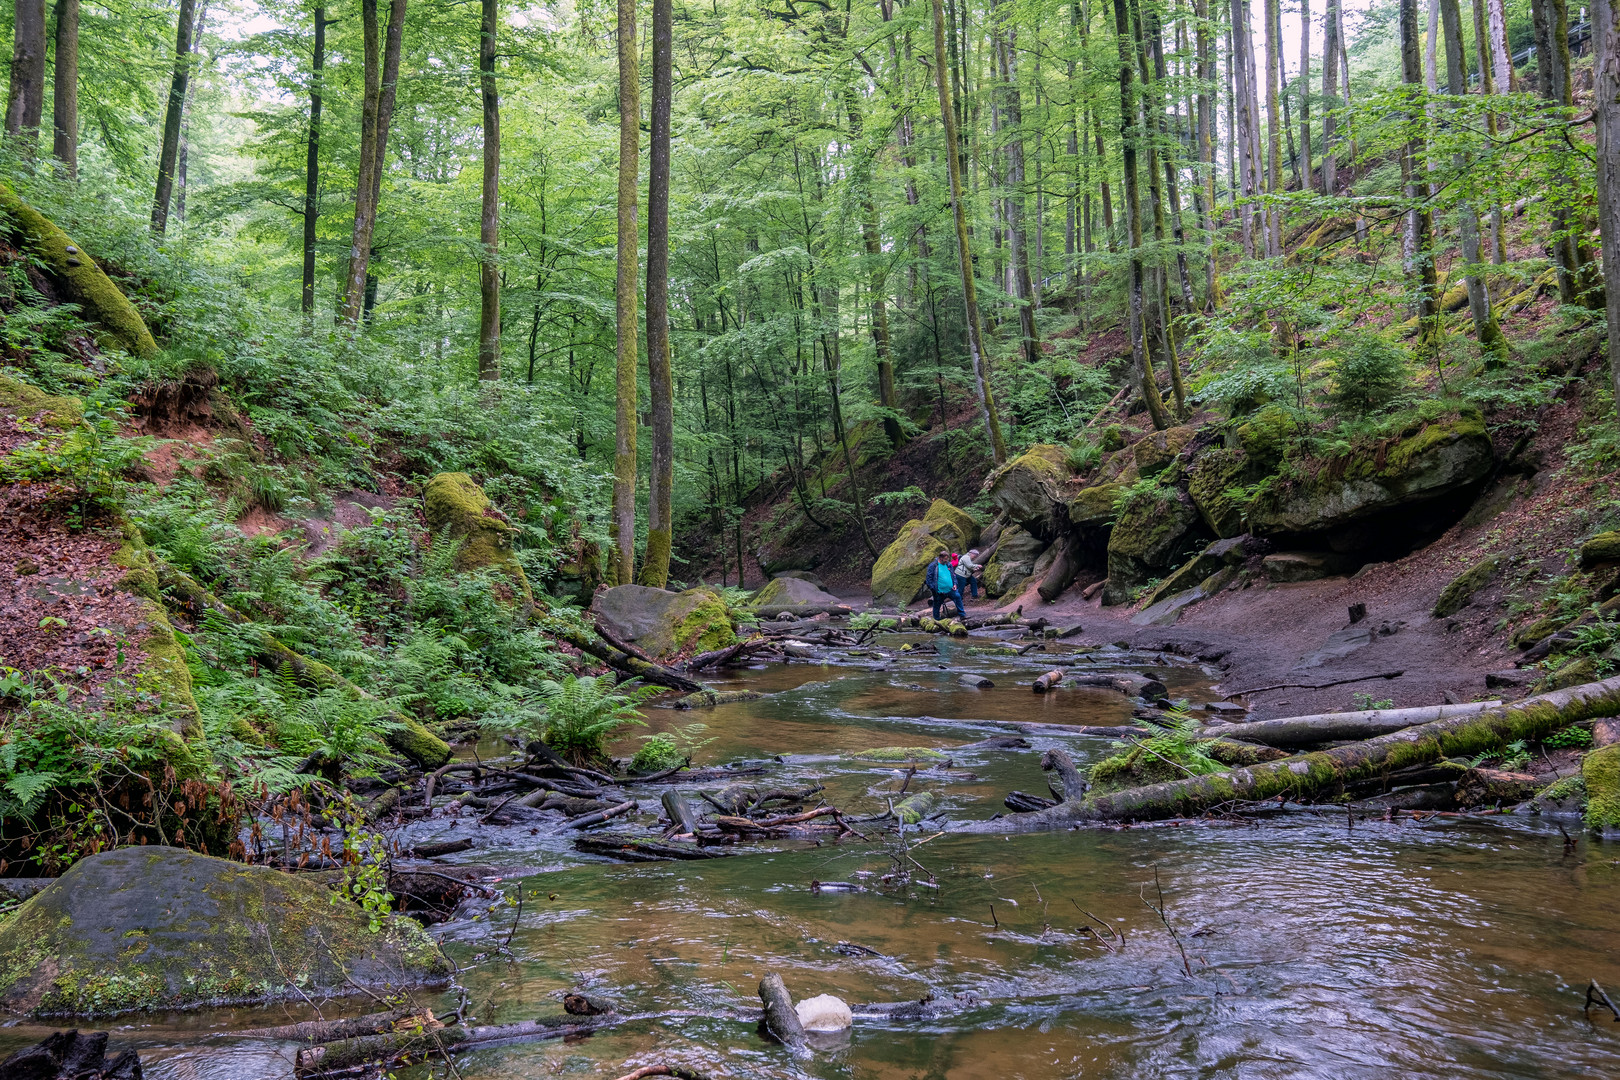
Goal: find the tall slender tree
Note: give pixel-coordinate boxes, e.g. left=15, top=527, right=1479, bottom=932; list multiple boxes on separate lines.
left=5, top=0, right=45, bottom=148
left=1398, top=0, right=1442, bottom=358
left=302, top=6, right=329, bottom=316
left=1439, top=0, right=1504, bottom=354
left=1298, top=0, right=1310, bottom=191
left=1594, top=0, right=1620, bottom=415
left=1321, top=0, right=1339, bottom=195
left=1471, top=0, right=1506, bottom=263
left=1263, top=0, right=1282, bottom=255
left=151, top=0, right=199, bottom=233
left=931, top=0, right=1009, bottom=463
left=611, top=0, right=640, bottom=582
left=50, top=0, right=77, bottom=175
left=477, top=0, right=500, bottom=379
left=640, top=0, right=674, bottom=586
left=341, top=0, right=406, bottom=323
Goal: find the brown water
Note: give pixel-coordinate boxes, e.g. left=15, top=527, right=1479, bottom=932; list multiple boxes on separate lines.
left=12, top=642, right=1620, bottom=1079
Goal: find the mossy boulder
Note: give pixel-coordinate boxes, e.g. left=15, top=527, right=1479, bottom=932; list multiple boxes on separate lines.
left=0, top=373, right=85, bottom=429
left=1098, top=425, right=1127, bottom=452
left=0, top=183, right=159, bottom=359
left=1512, top=616, right=1560, bottom=649
left=870, top=500, right=978, bottom=607
left=1579, top=531, right=1620, bottom=568
left=1103, top=491, right=1205, bottom=605
left=1432, top=557, right=1500, bottom=618
left=422, top=472, right=533, bottom=607
left=1066, top=481, right=1128, bottom=530
left=1184, top=408, right=1296, bottom=538
left=591, top=584, right=736, bottom=660
left=1128, top=424, right=1198, bottom=477
left=1583, top=745, right=1620, bottom=830
left=984, top=445, right=1070, bottom=539
left=749, top=575, right=850, bottom=616
left=0, top=848, right=448, bottom=1017
left=385, top=718, right=453, bottom=770
left=1542, top=655, right=1598, bottom=692
left=1247, top=411, right=1494, bottom=537
left=982, top=525, right=1047, bottom=598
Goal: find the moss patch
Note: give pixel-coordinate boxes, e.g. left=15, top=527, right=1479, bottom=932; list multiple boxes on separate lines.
left=1580, top=531, right=1620, bottom=568
left=1432, top=557, right=1500, bottom=618
left=670, top=589, right=736, bottom=655
left=0, top=182, right=159, bottom=359
left=384, top=718, right=452, bottom=770
left=0, top=373, right=85, bottom=429
left=1582, top=745, right=1620, bottom=830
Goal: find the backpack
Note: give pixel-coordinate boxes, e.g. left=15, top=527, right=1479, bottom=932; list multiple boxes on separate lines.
left=929, top=562, right=951, bottom=594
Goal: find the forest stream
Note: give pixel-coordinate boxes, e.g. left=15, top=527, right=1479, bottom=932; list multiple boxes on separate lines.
left=6, top=642, right=1619, bottom=1080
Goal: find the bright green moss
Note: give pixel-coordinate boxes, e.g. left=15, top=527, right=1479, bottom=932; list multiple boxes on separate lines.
left=1582, top=745, right=1620, bottom=830
left=422, top=472, right=533, bottom=607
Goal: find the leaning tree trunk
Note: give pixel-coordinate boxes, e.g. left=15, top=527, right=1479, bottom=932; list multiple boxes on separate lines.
left=961, top=676, right=1620, bottom=829
left=477, top=0, right=500, bottom=379
left=1439, top=0, right=1505, bottom=356
left=640, top=0, right=674, bottom=587
left=931, top=0, right=1009, bottom=465
left=1598, top=0, right=1620, bottom=420
left=5, top=0, right=45, bottom=147
left=50, top=0, right=77, bottom=174
left=611, top=0, right=640, bottom=584
left=150, top=0, right=198, bottom=233
left=301, top=7, right=327, bottom=315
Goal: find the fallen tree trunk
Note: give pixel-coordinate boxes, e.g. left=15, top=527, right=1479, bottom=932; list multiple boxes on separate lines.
left=1036, top=536, right=1079, bottom=602
left=293, top=1016, right=619, bottom=1077
left=661, top=789, right=703, bottom=835
left=1032, top=670, right=1063, bottom=693
left=956, top=676, right=1620, bottom=830
left=236, top=1007, right=433, bottom=1042
left=1199, top=701, right=1502, bottom=747
left=552, top=625, right=707, bottom=694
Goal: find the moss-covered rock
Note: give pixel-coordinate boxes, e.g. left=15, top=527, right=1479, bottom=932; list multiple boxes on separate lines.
left=0, top=848, right=448, bottom=1017
left=1580, top=531, right=1620, bottom=568
left=1542, top=655, right=1599, bottom=692
left=0, top=183, right=159, bottom=359
left=1098, top=425, right=1128, bottom=452
left=1129, top=424, right=1198, bottom=477
left=1432, top=557, right=1500, bottom=618
left=1247, top=410, right=1494, bottom=536
left=982, top=525, right=1047, bottom=598
left=591, top=584, right=736, bottom=659
left=422, top=472, right=533, bottom=607
left=111, top=520, right=203, bottom=745
left=870, top=500, right=978, bottom=608
left=749, top=575, right=850, bottom=616
left=1066, top=481, right=1128, bottom=530
left=1183, top=408, right=1296, bottom=539
left=984, top=445, right=1070, bottom=538
left=548, top=537, right=603, bottom=605
left=1512, top=617, right=1560, bottom=649
left=1103, top=491, right=1204, bottom=605
left=1582, top=745, right=1620, bottom=830
left=0, top=373, right=85, bottom=429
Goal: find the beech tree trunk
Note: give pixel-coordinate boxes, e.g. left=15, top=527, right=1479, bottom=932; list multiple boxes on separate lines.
left=1262, top=0, right=1282, bottom=256
left=477, top=0, right=500, bottom=378
left=611, top=0, right=640, bottom=584
left=341, top=0, right=405, bottom=324
left=931, top=0, right=1009, bottom=463
left=640, top=0, right=674, bottom=587
left=1472, top=0, right=1507, bottom=263
left=1597, top=0, right=1620, bottom=418
left=5, top=0, right=45, bottom=147
left=1321, top=0, right=1338, bottom=195
left=50, top=0, right=76, bottom=174
left=1439, top=0, right=1504, bottom=355
left=150, top=0, right=198, bottom=233
left=1399, top=0, right=1442, bottom=357
left=1298, top=0, right=1311, bottom=191
left=175, top=2, right=207, bottom=223
left=302, top=7, right=327, bottom=315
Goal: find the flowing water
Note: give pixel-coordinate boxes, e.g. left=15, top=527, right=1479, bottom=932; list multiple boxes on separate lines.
left=9, top=639, right=1620, bottom=1079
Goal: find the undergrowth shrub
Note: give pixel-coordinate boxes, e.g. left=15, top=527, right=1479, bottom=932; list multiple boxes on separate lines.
left=536, top=675, right=658, bottom=765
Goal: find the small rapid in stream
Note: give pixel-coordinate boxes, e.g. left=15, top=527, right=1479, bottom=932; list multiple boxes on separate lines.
left=10, top=639, right=1620, bottom=1079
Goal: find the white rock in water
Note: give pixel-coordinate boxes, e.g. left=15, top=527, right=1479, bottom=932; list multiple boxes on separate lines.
left=795, top=993, right=853, bottom=1032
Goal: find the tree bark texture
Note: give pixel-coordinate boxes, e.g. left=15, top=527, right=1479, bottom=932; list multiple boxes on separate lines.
left=1321, top=0, right=1339, bottom=195
left=931, top=0, right=1008, bottom=463
left=1298, top=0, right=1311, bottom=191
left=50, top=0, right=76, bottom=174
left=640, top=0, right=674, bottom=586
left=1597, top=0, right=1620, bottom=418
left=5, top=0, right=45, bottom=145
left=1399, top=0, right=1441, bottom=355
left=612, top=0, right=640, bottom=584
left=340, top=0, right=381, bottom=317
left=1439, top=0, right=1504, bottom=355
left=150, top=0, right=198, bottom=233
left=477, top=0, right=500, bottom=377
left=1262, top=0, right=1282, bottom=255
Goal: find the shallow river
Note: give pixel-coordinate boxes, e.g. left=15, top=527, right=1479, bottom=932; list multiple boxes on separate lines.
left=15, top=640, right=1620, bottom=1079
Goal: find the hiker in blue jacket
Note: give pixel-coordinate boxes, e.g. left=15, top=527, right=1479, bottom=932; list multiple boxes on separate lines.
left=927, top=550, right=966, bottom=621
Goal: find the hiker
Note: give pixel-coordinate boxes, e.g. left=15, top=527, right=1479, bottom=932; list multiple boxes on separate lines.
left=956, top=548, right=983, bottom=599
left=927, top=550, right=965, bottom=620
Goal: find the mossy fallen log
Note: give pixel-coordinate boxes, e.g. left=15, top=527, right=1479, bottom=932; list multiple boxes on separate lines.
left=956, top=676, right=1620, bottom=830
left=0, top=182, right=159, bottom=359
left=1198, top=701, right=1501, bottom=748
left=293, top=1017, right=619, bottom=1078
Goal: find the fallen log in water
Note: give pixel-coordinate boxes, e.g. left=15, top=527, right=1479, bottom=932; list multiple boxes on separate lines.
left=1066, top=672, right=1168, bottom=699
left=956, top=676, right=1620, bottom=830
left=758, top=974, right=806, bottom=1047
left=661, top=789, right=703, bottom=835
left=553, top=625, right=707, bottom=694
left=1032, top=670, right=1064, bottom=693
left=293, top=1016, right=621, bottom=1078
left=1199, top=701, right=1502, bottom=747
left=574, top=834, right=735, bottom=862
left=235, top=1007, right=435, bottom=1042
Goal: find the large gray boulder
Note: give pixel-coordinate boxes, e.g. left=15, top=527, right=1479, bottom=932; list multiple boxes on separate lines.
left=984, top=445, right=1071, bottom=540
left=591, top=584, right=736, bottom=659
left=0, top=848, right=448, bottom=1017
left=982, top=526, right=1047, bottom=598
left=748, top=576, right=852, bottom=616
left=870, top=499, right=979, bottom=608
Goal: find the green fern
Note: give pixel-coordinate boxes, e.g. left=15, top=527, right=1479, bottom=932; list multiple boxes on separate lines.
left=537, top=675, right=657, bottom=765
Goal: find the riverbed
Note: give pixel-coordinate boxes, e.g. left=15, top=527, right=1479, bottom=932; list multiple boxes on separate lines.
left=13, top=641, right=1620, bottom=1079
